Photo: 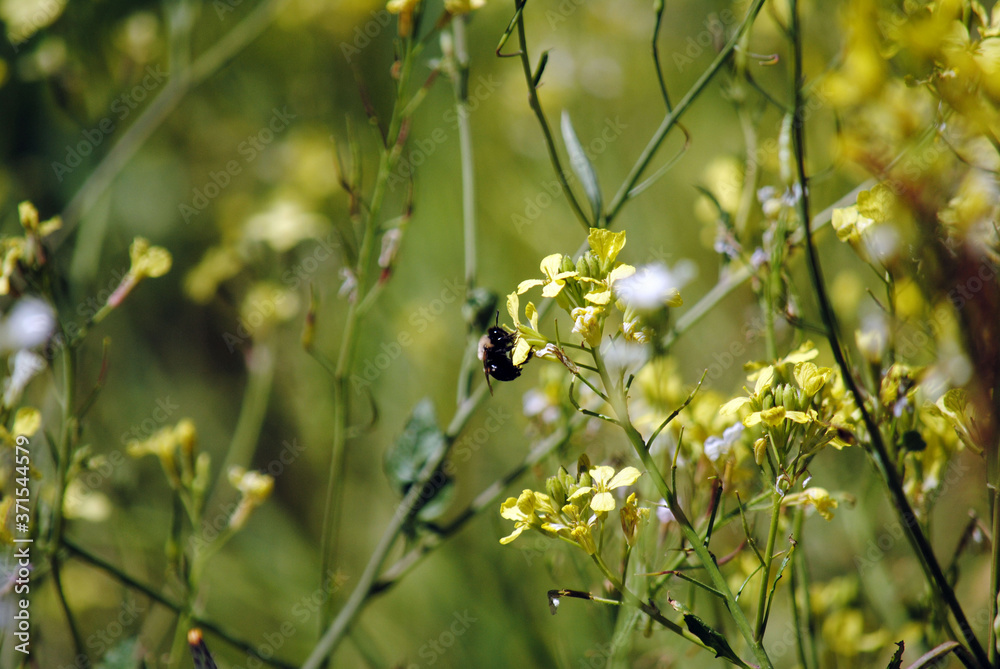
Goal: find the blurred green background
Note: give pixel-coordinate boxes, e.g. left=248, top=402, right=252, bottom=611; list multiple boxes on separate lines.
left=0, top=0, right=990, bottom=667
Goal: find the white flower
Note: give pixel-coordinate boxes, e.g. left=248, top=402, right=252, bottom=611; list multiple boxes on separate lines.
left=656, top=501, right=675, bottom=525
left=4, top=350, right=46, bottom=408
left=704, top=421, right=744, bottom=461
left=0, top=298, right=56, bottom=352
left=614, top=261, right=695, bottom=311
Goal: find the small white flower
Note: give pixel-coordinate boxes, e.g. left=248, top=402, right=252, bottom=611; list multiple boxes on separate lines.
left=656, top=501, right=675, bottom=525
left=0, top=298, right=56, bottom=352
left=614, top=261, right=695, bottom=311
left=704, top=421, right=744, bottom=461
left=4, top=350, right=46, bottom=408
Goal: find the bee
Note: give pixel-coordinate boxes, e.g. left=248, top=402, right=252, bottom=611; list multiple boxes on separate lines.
left=478, top=312, right=528, bottom=395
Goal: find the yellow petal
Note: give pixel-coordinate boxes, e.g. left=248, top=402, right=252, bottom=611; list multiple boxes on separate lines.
left=589, top=465, right=614, bottom=486
left=539, top=254, right=566, bottom=278
left=512, top=338, right=531, bottom=366
left=525, top=301, right=539, bottom=330
left=585, top=289, right=611, bottom=304
left=608, top=466, right=642, bottom=489
left=754, top=366, right=775, bottom=396
left=13, top=407, right=41, bottom=437
left=781, top=342, right=818, bottom=365
left=590, top=491, right=616, bottom=512
left=517, top=279, right=545, bottom=294
left=506, top=292, right=522, bottom=326
left=499, top=526, right=525, bottom=544
left=541, top=282, right=565, bottom=298
left=720, top=396, right=752, bottom=415
left=588, top=228, right=627, bottom=264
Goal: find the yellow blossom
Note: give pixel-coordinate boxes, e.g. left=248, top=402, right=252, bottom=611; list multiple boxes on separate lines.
left=571, top=305, right=603, bottom=347
left=227, top=466, right=275, bottom=530
left=444, top=0, right=484, bottom=14
left=794, top=362, right=833, bottom=397
left=517, top=254, right=578, bottom=299
left=588, top=465, right=641, bottom=513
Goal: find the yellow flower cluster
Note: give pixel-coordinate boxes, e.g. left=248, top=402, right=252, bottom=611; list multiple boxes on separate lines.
left=720, top=343, right=859, bottom=471
left=499, top=464, right=644, bottom=555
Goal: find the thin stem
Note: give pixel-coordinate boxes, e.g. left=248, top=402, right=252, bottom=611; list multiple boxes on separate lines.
left=511, top=0, right=591, bottom=229
left=790, top=507, right=818, bottom=669
left=451, top=16, right=477, bottom=290
left=320, top=28, right=419, bottom=623
left=754, top=491, right=783, bottom=641
left=590, top=347, right=774, bottom=669
left=61, top=538, right=295, bottom=668
left=55, top=0, right=289, bottom=255
left=787, top=1, right=989, bottom=666
left=605, top=0, right=766, bottom=224
left=990, top=487, right=999, bottom=666
left=589, top=553, right=749, bottom=665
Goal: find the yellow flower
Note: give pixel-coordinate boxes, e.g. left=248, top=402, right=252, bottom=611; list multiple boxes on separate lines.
left=787, top=487, right=839, bottom=520
left=506, top=292, right=545, bottom=365
left=129, top=237, right=172, bottom=280
left=588, top=465, right=642, bottom=513
left=106, top=237, right=173, bottom=311
left=571, top=305, right=603, bottom=347
left=227, top=466, right=275, bottom=530
left=744, top=405, right=812, bottom=428
left=517, top=254, right=578, bottom=299
left=794, top=362, right=833, bottom=397
left=720, top=365, right=775, bottom=416
left=587, top=228, right=627, bottom=269
left=444, top=0, right=484, bottom=14
left=499, top=489, right=552, bottom=544
left=586, top=263, right=635, bottom=305
left=12, top=407, right=40, bottom=437
left=386, top=0, right=420, bottom=37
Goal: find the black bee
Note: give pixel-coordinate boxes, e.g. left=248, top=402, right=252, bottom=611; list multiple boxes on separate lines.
left=478, top=313, right=527, bottom=395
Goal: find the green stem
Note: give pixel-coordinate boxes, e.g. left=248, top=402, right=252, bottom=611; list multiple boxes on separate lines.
left=319, top=28, right=418, bottom=624
left=790, top=507, right=818, bottom=669
left=62, top=537, right=295, bottom=668
left=787, top=2, right=989, bottom=666
left=451, top=16, right=477, bottom=290
left=605, top=0, right=766, bottom=224
left=990, top=486, right=999, bottom=666
left=303, top=388, right=488, bottom=669
left=589, top=553, right=749, bottom=665
left=754, top=490, right=782, bottom=641
left=590, top=347, right=774, bottom=669
left=511, top=0, right=591, bottom=229
left=48, top=339, right=86, bottom=662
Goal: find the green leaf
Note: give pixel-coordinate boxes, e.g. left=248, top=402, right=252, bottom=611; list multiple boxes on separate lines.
left=885, top=640, right=904, bottom=669
left=383, top=398, right=453, bottom=522
left=96, top=637, right=140, bottom=669
left=561, top=110, right=603, bottom=225
left=682, top=613, right=744, bottom=665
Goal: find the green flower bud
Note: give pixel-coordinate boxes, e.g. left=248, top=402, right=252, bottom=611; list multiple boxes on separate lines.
left=546, top=474, right=567, bottom=507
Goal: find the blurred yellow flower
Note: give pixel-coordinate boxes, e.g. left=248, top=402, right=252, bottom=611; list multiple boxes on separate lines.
left=444, top=0, right=484, bottom=14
